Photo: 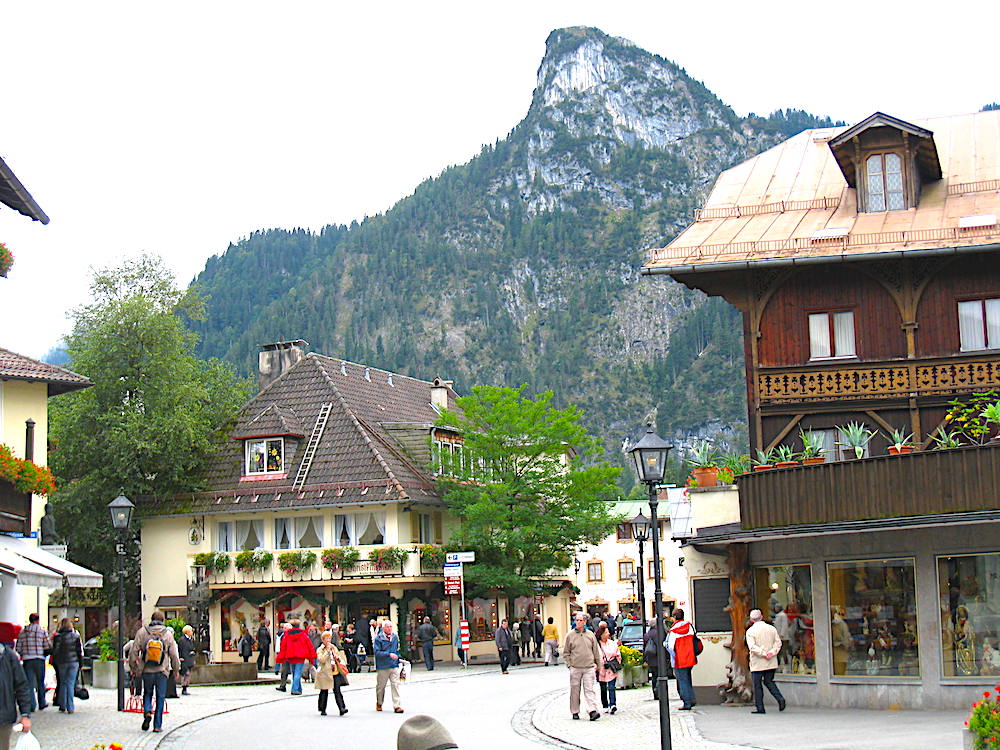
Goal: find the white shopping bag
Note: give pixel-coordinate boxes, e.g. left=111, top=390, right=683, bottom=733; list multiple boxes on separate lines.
left=398, top=659, right=410, bottom=681
left=14, top=730, right=41, bottom=750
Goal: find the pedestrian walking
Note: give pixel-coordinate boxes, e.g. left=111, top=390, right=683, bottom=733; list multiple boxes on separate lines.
left=256, top=618, right=272, bottom=671
left=643, top=617, right=669, bottom=700
left=665, top=609, right=698, bottom=711
left=330, top=623, right=343, bottom=648
left=518, top=617, right=532, bottom=658
left=51, top=618, right=83, bottom=714
left=563, top=613, right=601, bottom=721
left=454, top=624, right=468, bottom=667
left=746, top=609, right=786, bottom=714
left=494, top=618, right=514, bottom=674
left=128, top=610, right=181, bottom=733
left=415, top=616, right=439, bottom=671
left=542, top=617, right=560, bottom=665
left=304, top=622, right=322, bottom=682
left=238, top=628, right=254, bottom=663
left=342, top=624, right=360, bottom=673
left=595, top=624, right=621, bottom=714
left=373, top=620, right=404, bottom=713
left=315, top=631, right=349, bottom=716
left=275, top=619, right=315, bottom=695
left=178, top=625, right=196, bottom=696
left=531, top=615, right=543, bottom=658
left=0, top=639, right=32, bottom=746
left=15, top=613, right=49, bottom=711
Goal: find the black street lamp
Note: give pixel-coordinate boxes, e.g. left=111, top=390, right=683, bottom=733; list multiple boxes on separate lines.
left=108, top=491, right=134, bottom=713
left=631, top=510, right=650, bottom=643
left=629, top=425, right=673, bottom=750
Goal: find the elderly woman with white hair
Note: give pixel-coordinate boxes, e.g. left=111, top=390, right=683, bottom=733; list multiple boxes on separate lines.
left=178, top=625, right=196, bottom=696
left=745, top=609, right=786, bottom=714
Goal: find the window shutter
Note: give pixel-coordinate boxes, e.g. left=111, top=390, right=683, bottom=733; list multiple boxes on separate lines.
left=410, top=511, right=420, bottom=544
left=433, top=512, right=443, bottom=545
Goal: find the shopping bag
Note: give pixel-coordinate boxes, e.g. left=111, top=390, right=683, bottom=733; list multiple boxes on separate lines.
left=14, top=730, right=41, bottom=750
left=124, top=694, right=144, bottom=713
left=398, top=659, right=410, bottom=681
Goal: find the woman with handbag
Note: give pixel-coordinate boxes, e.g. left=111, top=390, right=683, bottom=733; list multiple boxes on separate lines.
left=51, top=618, right=83, bottom=714
left=595, top=624, right=621, bottom=714
left=315, top=631, right=349, bottom=716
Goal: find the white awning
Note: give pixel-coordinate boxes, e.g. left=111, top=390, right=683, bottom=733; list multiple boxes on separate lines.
left=0, top=535, right=103, bottom=588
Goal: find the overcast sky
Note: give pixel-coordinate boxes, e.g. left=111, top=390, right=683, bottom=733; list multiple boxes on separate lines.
left=2, top=1, right=997, bottom=359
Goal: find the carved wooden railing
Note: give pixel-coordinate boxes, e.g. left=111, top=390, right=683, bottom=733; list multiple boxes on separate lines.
left=758, top=354, right=1000, bottom=404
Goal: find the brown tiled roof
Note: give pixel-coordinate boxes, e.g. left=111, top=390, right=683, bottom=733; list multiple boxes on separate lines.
left=143, top=354, right=458, bottom=516
left=232, top=403, right=305, bottom=439
left=644, top=110, right=1000, bottom=273
left=0, top=347, right=91, bottom=396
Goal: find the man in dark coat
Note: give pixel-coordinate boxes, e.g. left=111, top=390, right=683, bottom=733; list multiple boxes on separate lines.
left=256, top=619, right=272, bottom=671
left=494, top=619, right=514, bottom=674
left=415, top=617, right=440, bottom=671
left=0, top=643, right=32, bottom=746
left=531, top=615, right=544, bottom=658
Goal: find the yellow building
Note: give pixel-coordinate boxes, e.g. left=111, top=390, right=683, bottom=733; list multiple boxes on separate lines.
left=0, top=347, right=102, bottom=630
left=139, top=342, right=570, bottom=664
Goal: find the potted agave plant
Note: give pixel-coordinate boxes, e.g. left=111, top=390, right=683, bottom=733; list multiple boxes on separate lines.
left=774, top=444, right=799, bottom=468
left=887, top=427, right=915, bottom=455
left=930, top=426, right=962, bottom=450
left=753, top=448, right=776, bottom=471
left=799, top=430, right=827, bottom=465
left=837, top=422, right=875, bottom=459
left=686, top=441, right=719, bottom=487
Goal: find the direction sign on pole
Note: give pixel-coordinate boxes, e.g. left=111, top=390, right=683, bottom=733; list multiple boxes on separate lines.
left=443, top=562, right=463, bottom=576
left=446, top=551, right=476, bottom=563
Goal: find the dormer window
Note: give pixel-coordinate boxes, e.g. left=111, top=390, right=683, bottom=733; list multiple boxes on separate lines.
left=866, top=153, right=904, bottom=211
left=245, top=437, right=283, bottom=475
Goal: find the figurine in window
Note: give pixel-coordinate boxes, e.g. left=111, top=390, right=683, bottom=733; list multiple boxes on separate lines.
left=830, top=606, right=852, bottom=676
left=981, top=638, right=1000, bottom=676
left=954, top=605, right=977, bottom=675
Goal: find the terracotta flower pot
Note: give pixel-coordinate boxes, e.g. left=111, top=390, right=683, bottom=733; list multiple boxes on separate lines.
left=753, top=464, right=773, bottom=472
left=692, top=467, right=719, bottom=487
left=888, top=445, right=915, bottom=455
left=802, top=456, right=826, bottom=465
left=775, top=461, right=799, bottom=468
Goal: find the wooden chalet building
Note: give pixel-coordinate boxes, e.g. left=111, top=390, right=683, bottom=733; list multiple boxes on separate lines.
left=139, top=342, right=571, bottom=664
left=645, top=110, right=1000, bottom=709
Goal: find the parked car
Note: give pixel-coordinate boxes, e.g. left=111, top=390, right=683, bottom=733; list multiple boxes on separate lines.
left=618, top=621, right=674, bottom=679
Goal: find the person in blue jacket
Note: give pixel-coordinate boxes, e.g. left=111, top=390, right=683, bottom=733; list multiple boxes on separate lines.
left=373, top=620, right=404, bottom=713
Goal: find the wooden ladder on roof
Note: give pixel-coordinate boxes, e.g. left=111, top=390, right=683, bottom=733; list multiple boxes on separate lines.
left=293, top=402, right=332, bottom=491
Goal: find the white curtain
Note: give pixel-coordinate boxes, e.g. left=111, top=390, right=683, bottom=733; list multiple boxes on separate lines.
left=809, top=314, right=830, bottom=358
left=959, top=301, right=985, bottom=350
left=275, top=518, right=292, bottom=549
left=294, top=517, right=323, bottom=548
left=351, top=513, right=371, bottom=546
left=373, top=512, right=386, bottom=544
left=217, top=522, right=235, bottom=552
left=833, top=311, right=855, bottom=357
left=334, top=515, right=348, bottom=546
left=986, top=299, right=1000, bottom=348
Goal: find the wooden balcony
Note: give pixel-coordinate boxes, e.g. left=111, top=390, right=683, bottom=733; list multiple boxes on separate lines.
left=0, top=480, right=31, bottom=535
left=757, top=353, right=1000, bottom=405
left=736, top=444, right=1000, bottom=529
left=199, top=548, right=425, bottom=587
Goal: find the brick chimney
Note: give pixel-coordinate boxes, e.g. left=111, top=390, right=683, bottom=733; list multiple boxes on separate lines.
left=258, top=340, right=307, bottom=391
left=431, top=377, right=453, bottom=410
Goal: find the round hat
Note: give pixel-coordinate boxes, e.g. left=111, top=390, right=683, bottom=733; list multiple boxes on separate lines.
left=397, top=715, right=458, bottom=750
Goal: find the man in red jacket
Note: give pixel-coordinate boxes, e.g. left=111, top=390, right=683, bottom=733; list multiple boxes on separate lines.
left=665, top=609, right=697, bottom=710
left=276, top=619, right=316, bottom=695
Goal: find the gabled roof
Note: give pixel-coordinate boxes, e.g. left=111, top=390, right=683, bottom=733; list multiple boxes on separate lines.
left=0, top=347, right=92, bottom=396
left=232, top=403, right=305, bottom=439
left=827, top=111, right=941, bottom=187
left=144, top=354, right=459, bottom=516
left=0, top=156, right=48, bottom=224
left=644, top=109, right=1000, bottom=274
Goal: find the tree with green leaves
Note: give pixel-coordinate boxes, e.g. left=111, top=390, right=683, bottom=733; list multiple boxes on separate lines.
left=49, top=254, right=252, bottom=605
left=436, top=384, right=621, bottom=600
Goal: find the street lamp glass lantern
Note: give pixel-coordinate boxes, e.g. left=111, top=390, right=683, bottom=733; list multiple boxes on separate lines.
left=629, top=427, right=673, bottom=485
left=631, top=511, right=651, bottom=541
left=108, top=492, right=134, bottom=531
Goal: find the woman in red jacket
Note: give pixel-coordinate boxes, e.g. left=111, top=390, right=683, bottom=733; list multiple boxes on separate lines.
left=276, top=619, right=316, bottom=695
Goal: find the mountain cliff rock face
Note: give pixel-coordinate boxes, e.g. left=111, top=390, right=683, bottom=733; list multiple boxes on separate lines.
left=189, top=27, right=838, bottom=484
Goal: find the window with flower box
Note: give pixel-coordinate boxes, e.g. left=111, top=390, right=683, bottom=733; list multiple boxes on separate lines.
left=245, top=437, right=284, bottom=475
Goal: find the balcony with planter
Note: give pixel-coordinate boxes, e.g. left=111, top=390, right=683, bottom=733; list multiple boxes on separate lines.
left=736, top=443, right=1000, bottom=529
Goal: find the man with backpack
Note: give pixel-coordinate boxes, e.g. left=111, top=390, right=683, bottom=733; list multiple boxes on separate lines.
left=665, top=609, right=699, bottom=711
left=129, top=611, right=180, bottom=733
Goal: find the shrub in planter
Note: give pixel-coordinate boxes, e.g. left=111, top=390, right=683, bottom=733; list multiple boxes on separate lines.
left=0, top=243, right=13, bottom=277
left=321, top=546, right=360, bottom=571
left=368, top=546, right=408, bottom=570
left=418, top=545, right=446, bottom=568
left=0, top=444, right=57, bottom=495
left=235, top=549, right=273, bottom=574
left=277, top=550, right=317, bottom=577
left=193, top=551, right=230, bottom=574
left=966, top=686, right=1000, bottom=749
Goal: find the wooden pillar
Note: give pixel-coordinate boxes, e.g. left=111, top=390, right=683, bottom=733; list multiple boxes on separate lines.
left=719, top=542, right=753, bottom=704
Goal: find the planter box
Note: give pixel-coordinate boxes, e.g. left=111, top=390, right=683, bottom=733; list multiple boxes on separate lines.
left=619, top=664, right=649, bottom=688
left=92, top=660, right=119, bottom=689
left=189, top=662, right=258, bottom=685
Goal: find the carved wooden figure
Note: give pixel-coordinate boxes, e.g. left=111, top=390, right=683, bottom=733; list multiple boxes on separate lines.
left=719, top=542, right=753, bottom=704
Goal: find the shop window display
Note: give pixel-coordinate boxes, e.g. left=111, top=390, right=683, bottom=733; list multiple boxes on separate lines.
left=753, top=564, right=815, bottom=675
left=827, top=559, right=918, bottom=678
left=938, top=553, right=1000, bottom=678
left=465, top=598, right=498, bottom=641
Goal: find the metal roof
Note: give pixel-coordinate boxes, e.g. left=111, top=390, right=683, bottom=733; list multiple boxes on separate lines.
left=645, top=110, right=1000, bottom=274
left=0, top=156, right=48, bottom=224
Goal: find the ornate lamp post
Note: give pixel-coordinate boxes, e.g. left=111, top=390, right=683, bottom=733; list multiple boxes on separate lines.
left=631, top=510, right=650, bottom=642
left=629, top=425, right=673, bottom=750
left=108, top=491, right=134, bottom=712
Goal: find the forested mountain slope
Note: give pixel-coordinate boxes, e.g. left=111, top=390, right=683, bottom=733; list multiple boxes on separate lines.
left=189, top=27, right=839, bottom=482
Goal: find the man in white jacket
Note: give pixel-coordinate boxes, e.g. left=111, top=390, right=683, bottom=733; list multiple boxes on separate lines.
left=745, top=609, right=786, bottom=714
